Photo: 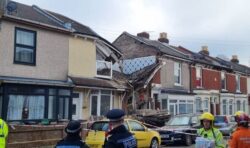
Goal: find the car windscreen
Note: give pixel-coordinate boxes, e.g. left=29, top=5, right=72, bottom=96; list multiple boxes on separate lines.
left=167, top=116, right=190, bottom=126
left=91, top=122, right=109, bottom=131
left=214, top=116, right=226, bottom=123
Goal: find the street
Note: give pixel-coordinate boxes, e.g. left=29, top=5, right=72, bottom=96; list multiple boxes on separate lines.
left=162, top=144, right=195, bottom=148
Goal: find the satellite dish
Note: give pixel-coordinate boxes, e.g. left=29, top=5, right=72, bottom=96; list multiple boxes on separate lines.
left=6, top=1, right=17, bottom=13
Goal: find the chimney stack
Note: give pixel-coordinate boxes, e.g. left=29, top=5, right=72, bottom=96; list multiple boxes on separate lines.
left=137, top=32, right=149, bottom=39
left=158, top=32, right=169, bottom=44
left=199, top=45, right=209, bottom=55
left=0, top=0, right=8, bottom=16
left=231, top=55, right=239, bottom=63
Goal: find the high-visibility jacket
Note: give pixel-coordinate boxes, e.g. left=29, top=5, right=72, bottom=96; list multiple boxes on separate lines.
left=197, top=127, right=225, bottom=148
left=229, top=126, right=250, bottom=148
left=0, top=119, right=8, bottom=148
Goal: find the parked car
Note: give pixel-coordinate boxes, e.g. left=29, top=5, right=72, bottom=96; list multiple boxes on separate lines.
left=214, top=115, right=237, bottom=136
left=156, top=114, right=200, bottom=146
left=85, top=119, right=161, bottom=148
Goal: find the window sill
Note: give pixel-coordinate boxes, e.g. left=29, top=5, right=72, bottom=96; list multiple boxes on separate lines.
left=96, top=75, right=112, bottom=79
left=174, top=83, right=182, bottom=87
left=14, top=61, right=36, bottom=66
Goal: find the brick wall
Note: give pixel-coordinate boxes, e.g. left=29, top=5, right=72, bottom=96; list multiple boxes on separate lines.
left=240, top=77, right=247, bottom=94
left=191, top=67, right=196, bottom=89
left=202, top=69, right=221, bottom=90
left=152, top=70, right=161, bottom=84
left=226, top=74, right=236, bottom=93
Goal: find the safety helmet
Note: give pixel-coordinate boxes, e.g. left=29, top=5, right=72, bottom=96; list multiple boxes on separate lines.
left=200, top=112, right=214, bottom=121
left=234, top=111, right=249, bottom=123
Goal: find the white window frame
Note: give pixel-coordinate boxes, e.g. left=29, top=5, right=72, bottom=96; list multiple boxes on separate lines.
left=221, top=71, right=227, bottom=90
left=90, top=90, right=113, bottom=116
left=228, top=99, right=234, bottom=115
left=222, top=99, right=227, bottom=115
left=196, top=66, right=202, bottom=88
left=174, top=62, right=182, bottom=86
left=96, top=60, right=112, bottom=79
left=203, top=98, right=209, bottom=112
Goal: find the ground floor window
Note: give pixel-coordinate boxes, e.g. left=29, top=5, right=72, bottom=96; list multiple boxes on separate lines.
left=203, top=98, right=209, bottom=112
left=3, top=84, right=72, bottom=121
left=243, top=100, right=246, bottom=112
left=229, top=100, right=233, bottom=115
left=236, top=100, right=241, bottom=111
left=7, top=95, right=45, bottom=120
left=195, top=98, right=201, bottom=113
left=161, top=99, right=168, bottom=110
left=168, top=99, right=193, bottom=115
left=90, top=90, right=112, bottom=116
left=222, top=100, right=227, bottom=115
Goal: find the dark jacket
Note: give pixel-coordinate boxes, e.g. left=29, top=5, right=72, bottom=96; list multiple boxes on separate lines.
left=104, top=125, right=137, bottom=148
left=55, top=134, right=89, bottom=148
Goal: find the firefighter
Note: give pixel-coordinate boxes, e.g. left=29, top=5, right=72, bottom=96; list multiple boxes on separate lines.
left=229, top=111, right=250, bottom=148
left=0, top=118, right=8, bottom=148
left=197, top=112, right=225, bottom=148
left=104, top=109, right=137, bottom=148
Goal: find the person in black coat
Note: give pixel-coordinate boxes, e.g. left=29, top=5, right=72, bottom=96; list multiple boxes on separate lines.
left=55, top=120, right=89, bottom=148
left=104, top=109, right=137, bottom=148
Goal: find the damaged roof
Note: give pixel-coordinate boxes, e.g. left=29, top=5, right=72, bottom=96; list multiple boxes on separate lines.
left=116, top=32, right=190, bottom=60
left=128, top=63, right=161, bottom=90
left=69, top=74, right=130, bottom=91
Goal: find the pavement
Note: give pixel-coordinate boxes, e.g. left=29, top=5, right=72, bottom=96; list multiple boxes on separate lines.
left=162, top=144, right=195, bottom=148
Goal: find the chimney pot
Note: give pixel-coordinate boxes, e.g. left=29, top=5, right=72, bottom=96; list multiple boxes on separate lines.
left=158, top=32, right=169, bottom=44
left=137, top=32, right=149, bottom=39
left=231, top=55, right=239, bottom=63
left=199, top=45, right=209, bottom=55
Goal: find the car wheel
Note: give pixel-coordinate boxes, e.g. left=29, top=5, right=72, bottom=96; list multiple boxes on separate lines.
left=150, top=138, right=159, bottom=148
left=185, top=135, right=192, bottom=146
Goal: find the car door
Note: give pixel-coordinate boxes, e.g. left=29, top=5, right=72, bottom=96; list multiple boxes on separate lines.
left=127, top=120, right=149, bottom=147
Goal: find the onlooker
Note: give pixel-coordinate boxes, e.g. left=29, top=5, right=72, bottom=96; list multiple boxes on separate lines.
left=104, top=109, right=137, bottom=148
left=55, top=120, right=89, bottom=148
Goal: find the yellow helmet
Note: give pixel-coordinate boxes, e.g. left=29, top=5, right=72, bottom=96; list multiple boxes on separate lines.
left=200, top=112, right=214, bottom=121
left=235, top=111, right=244, bottom=116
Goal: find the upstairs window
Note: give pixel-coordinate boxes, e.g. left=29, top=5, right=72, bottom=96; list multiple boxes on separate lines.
left=174, top=62, right=182, bottom=85
left=96, top=60, right=112, bottom=79
left=221, top=72, right=226, bottom=90
left=14, top=28, right=36, bottom=65
left=196, top=67, right=202, bottom=87
left=236, top=75, right=241, bottom=92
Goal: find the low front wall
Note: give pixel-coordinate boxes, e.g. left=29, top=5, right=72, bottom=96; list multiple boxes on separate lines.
left=7, top=123, right=88, bottom=148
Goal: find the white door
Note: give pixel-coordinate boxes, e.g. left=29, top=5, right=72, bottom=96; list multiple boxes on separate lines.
left=72, top=92, right=82, bottom=120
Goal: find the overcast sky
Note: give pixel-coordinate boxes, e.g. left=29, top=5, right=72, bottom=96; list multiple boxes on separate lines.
left=14, top=0, right=250, bottom=66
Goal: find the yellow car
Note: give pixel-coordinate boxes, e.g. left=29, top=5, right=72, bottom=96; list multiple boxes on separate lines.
left=85, top=119, right=161, bottom=148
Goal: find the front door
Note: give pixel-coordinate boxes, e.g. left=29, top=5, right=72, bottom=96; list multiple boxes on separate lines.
left=72, top=92, right=82, bottom=120
left=169, top=103, right=176, bottom=115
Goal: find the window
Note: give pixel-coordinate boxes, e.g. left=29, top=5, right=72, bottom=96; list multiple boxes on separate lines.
left=14, top=28, right=36, bottom=65
left=196, top=67, right=202, bottom=87
left=179, top=100, right=193, bottom=114
left=161, top=99, right=168, bottom=110
left=236, top=100, right=241, bottom=111
left=203, top=98, right=209, bottom=112
left=195, top=98, right=202, bottom=113
left=90, top=90, right=112, bottom=116
left=7, top=95, right=45, bottom=120
left=243, top=100, right=246, bottom=112
left=221, top=72, right=226, bottom=90
left=222, top=100, right=227, bottom=115
left=128, top=121, right=145, bottom=131
left=174, top=62, right=181, bottom=85
left=48, top=96, right=56, bottom=119
left=236, top=75, right=241, bottom=92
left=229, top=100, right=233, bottom=115
left=96, top=60, right=112, bottom=79
left=58, top=97, right=69, bottom=119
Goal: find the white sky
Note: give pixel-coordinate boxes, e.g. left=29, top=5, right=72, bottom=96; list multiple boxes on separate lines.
left=14, top=0, right=250, bottom=66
